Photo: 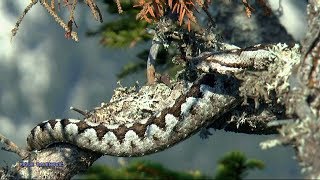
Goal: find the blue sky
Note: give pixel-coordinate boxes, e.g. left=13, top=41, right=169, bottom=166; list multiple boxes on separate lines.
left=0, top=0, right=307, bottom=178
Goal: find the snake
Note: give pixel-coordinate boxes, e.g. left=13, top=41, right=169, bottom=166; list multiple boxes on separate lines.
left=26, top=74, right=240, bottom=157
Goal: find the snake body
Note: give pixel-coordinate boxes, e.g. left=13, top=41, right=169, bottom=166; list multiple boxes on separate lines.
left=27, top=74, right=239, bottom=156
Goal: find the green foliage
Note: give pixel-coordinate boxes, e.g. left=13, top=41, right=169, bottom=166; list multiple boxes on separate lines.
left=87, top=1, right=183, bottom=80
left=86, top=0, right=152, bottom=48
left=79, top=151, right=264, bottom=179
left=80, top=160, right=209, bottom=179
left=214, top=151, right=265, bottom=180
left=116, top=47, right=179, bottom=80
left=117, top=61, right=146, bottom=79
left=85, top=0, right=158, bottom=80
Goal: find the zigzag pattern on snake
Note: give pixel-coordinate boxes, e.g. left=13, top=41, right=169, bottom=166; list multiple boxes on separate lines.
left=27, top=74, right=239, bottom=156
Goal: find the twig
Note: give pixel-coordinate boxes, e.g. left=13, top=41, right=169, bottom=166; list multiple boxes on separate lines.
left=114, top=0, right=123, bottom=14
left=0, top=133, right=30, bottom=159
left=202, top=6, right=216, bottom=27
left=11, top=0, right=38, bottom=41
left=39, top=0, right=79, bottom=42
left=70, top=106, right=89, bottom=117
left=69, top=0, right=78, bottom=21
left=147, top=34, right=161, bottom=84
left=267, top=119, right=296, bottom=127
left=84, top=0, right=103, bottom=23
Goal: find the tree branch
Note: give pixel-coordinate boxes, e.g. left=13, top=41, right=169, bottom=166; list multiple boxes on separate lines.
left=1, top=42, right=300, bottom=178
left=6, top=0, right=316, bottom=179
left=1, top=142, right=101, bottom=179
left=266, top=0, right=320, bottom=178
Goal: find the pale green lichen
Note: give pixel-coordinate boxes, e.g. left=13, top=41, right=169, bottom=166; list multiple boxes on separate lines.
left=267, top=43, right=301, bottom=102
left=260, top=139, right=282, bottom=150
left=87, top=81, right=187, bottom=124
left=237, top=43, right=301, bottom=107
left=261, top=114, right=320, bottom=176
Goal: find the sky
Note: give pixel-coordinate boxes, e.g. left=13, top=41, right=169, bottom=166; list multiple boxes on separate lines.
left=0, top=0, right=307, bottom=178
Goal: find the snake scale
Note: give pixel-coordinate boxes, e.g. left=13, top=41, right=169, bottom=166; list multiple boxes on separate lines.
left=27, top=73, right=240, bottom=157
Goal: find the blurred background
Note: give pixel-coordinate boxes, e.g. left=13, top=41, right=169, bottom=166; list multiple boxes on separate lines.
left=0, top=0, right=307, bottom=178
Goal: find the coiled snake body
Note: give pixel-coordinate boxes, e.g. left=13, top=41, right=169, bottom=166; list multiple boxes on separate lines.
left=27, top=74, right=239, bottom=156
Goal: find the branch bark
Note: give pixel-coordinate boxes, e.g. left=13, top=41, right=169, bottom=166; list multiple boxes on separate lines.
left=264, top=1, right=320, bottom=178
left=0, top=142, right=101, bottom=179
